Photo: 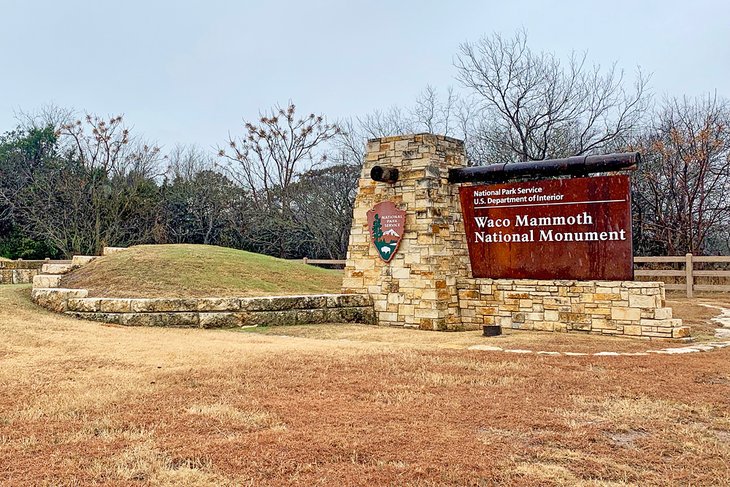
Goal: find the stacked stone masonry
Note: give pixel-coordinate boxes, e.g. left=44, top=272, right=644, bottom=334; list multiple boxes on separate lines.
left=32, top=289, right=374, bottom=328
left=343, top=134, right=472, bottom=331
left=0, top=260, right=48, bottom=284
left=343, top=133, right=688, bottom=339
left=458, top=278, right=688, bottom=339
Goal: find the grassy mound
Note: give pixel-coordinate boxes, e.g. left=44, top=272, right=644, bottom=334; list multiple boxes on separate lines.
left=61, top=244, right=344, bottom=298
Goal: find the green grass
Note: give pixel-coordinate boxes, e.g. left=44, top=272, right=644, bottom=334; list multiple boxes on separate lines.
left=61, top=244, right=344, bottom=298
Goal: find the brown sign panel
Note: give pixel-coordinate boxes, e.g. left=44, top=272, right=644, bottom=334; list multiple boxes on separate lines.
left=460, top=175, right=633, bottom=280
left=367, top=201, right=406, bottom=263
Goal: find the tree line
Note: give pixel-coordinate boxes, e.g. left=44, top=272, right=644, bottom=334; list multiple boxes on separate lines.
left=1, top=31, right=728, bottom=259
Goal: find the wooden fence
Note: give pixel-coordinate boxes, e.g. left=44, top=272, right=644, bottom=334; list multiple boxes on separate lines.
left=300, top=254, right=730, bottom=298
left=634, top=254, right=730, bottom=298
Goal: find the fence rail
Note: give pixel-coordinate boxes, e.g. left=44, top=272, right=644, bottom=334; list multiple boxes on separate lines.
left=301, top=258, right=347, bottom=266
left=635, top=254, right=729, bottom=297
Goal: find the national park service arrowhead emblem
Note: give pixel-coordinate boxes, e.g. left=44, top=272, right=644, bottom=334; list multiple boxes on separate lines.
left=367, top=201, right=406, bottom=263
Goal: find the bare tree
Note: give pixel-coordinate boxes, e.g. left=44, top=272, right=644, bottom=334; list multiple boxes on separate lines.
left=455, top=29, right=649, bottom=162
left=11, top=114, right=164, bottom=256
left=219, top=103, right=340, bottom=257
left=412, top=85, right=460, bottom=136
left=631, top=94, right=730, bottom=255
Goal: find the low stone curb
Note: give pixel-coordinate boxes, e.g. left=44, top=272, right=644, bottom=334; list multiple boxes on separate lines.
left=467, top=341, right=730, bottom=357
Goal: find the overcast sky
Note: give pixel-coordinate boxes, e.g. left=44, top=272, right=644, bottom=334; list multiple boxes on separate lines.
left=2, top=0, right=728, bottom=151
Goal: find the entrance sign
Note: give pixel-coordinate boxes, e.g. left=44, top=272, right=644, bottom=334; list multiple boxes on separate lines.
left=367, top=201, right=405, bottom=263
left=460, top=175, right=633, bottom=280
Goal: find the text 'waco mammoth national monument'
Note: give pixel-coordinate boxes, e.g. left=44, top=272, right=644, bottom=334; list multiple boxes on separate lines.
left=343, top=134, right=688, bottom=339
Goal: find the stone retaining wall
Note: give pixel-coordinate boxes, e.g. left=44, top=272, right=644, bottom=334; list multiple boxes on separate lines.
left=62, top=294, right=374, bottom=328
left=30, top=250, right=375, bottom=329
left=457, top=278, right=688, bottom=339
left=0, top=260, right=48, bottom=284
left=32, top=288, right=374, bottom=328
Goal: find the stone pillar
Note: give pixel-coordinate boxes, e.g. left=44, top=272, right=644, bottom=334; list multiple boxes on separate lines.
left=342, top=134, right=471, bottom=330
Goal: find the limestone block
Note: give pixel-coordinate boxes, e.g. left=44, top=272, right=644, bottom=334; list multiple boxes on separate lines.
left=641, top=330, right=673, bottom=338
left=99, top=299, right=132, bottom=313
left=33, top=274, right=62, bottom=288
left=640, top=318, right=683, bottom=329
left=330, top=307, right=377, bottom=324
left=326, top=294, right=372, bottom=308
left=589, top=307, right=612, bottom=316
left=611, top=307, right=641, bottom=322
left=525, top=312, right=544, bottom=321
left=532, top=321, right=556, bottom=332
left=591, top=318, right=615, bottom=330
left=65, top=312, right=122, bottom=325
left=379, top=312, right=398, bottom=322
left=414, top=308, right=439, bottom=319
left=342, top=277, right=365, bottom=289
left=66, top=298, right=102, bottom=312
left=102, top=247, right=127, bottom=256
left=544, top=310, right=559, bottom=321
left=71, top=256, right=96, bottom=266
left=568, top=321, right=592, bottom=331
left=196, top=297, right=242, bottom=312
left=623, top=325, right=642, bottom=336
left=13, top=269, right=37, bottom=284
left=373, top=299, right=388, bottom=312
left=594, top=293, right=621, bottom=302
left=629, top=294, right=659, bottom=309
left=32, top=288, right=88, bottom=312
left=559, top=312, right=591, bottom=324
left=130, top=299, right=154, bottom=312
left=653, top=307, right=673, bottom=320
left=622, top=281, right=654, bottom=288
left=198, top=312, right=243, bottom=328
left=41, top=263, right=74, bottom=275
left=497, top=316, right=512, bottom=328
left=121, top=312, right=199, bottom=327
left=132, top=298, right=198, bottom=312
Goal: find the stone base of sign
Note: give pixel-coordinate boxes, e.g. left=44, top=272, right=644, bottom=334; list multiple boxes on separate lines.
left=458, top=278, right=688, bottom=339
left=343, top=133, right=688, bottom=339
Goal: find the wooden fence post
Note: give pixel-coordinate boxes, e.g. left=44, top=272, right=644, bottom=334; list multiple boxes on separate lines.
left=685, top=253, right=694, bottom=298
left=303, top=257, right=308, bottom=266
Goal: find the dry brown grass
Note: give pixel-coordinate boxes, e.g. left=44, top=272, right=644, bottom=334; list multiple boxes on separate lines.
left=1, top=285, right=729, bottom=486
